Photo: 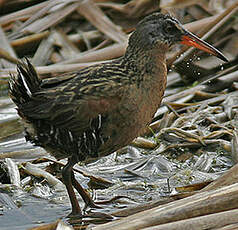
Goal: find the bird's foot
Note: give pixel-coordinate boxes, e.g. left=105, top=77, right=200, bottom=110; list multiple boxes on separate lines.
left=84, top=200, right=102, bottom=209
left=93, top=195, right=129, bottom=205
left=67, top=211, right=83, bottom=219
left=67, top=209, right=114, bottom=221
left=84, top=195, right=129, bottom=211
left=84, top=211, right=115, bottom=220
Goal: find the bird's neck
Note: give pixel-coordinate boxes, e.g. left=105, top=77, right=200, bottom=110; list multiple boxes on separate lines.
left=124, top=43, right=168, bottom=82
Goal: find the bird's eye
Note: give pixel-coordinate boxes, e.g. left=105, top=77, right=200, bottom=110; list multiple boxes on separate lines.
left=163, top=22, right=175, bottom=34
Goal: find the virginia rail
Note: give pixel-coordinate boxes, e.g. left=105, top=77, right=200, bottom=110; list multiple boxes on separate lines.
left=9, top=13, right=227, bottom=216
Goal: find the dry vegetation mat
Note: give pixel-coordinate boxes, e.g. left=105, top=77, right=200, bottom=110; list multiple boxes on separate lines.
left=0, top=0, right=238, bottom=229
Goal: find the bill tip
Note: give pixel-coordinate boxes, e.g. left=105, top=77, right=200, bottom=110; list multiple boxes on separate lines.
left=219, top=54, right=228, bottom=62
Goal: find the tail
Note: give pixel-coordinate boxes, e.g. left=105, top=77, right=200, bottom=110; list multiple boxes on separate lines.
left=9, top=59, right=41, bottom=106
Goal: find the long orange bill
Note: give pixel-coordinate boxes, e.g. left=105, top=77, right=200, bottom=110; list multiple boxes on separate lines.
left=181, top=31, right=228, bottom=62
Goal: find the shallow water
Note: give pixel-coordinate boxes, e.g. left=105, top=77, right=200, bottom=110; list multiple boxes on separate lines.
left=0, top=96, right=233, bottom=229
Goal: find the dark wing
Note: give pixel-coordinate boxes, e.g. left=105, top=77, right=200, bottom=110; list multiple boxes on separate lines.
left=20, top=61, right=129, bottom=136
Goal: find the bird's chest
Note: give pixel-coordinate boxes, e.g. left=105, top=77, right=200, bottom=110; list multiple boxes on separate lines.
left=101, top=71, right=166, bottom=151
left=98, top=56, right=167, bottom=155
left=124, top=75, right=166, bottom=127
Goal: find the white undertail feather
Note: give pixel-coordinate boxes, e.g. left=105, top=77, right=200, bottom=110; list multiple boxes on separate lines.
left=19, top=71, right=32, bottom=96
left=98, top=114, right=102, bottom=129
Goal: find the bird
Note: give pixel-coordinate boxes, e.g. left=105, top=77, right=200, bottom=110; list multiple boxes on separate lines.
left=9, top=13, right=228, bottom=216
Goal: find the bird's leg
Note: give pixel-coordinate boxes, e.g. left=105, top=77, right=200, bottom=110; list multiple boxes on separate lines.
left=72, top=170, right=129, bottom=209
left=62, top=156, right=82, bottom=216
left=71, top=172, right=101, bottom=210
left=71, top=170, right=115, bottom=220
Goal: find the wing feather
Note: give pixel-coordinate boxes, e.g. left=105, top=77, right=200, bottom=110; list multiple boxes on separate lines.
left=20, top=63, right=125, bottom=135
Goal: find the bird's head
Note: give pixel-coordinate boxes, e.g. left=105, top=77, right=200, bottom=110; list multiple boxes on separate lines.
left=128, top=13, right=227, bottom=62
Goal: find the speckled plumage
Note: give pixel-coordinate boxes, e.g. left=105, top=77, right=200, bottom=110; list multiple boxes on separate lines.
left=9, top=12, right=227, bottom=216
left=9, top=34, right=170, bottom=163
